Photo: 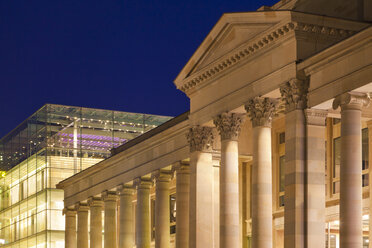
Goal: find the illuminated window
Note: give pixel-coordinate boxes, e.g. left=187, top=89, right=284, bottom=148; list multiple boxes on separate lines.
left=170, top=193, right=176, bottom=235
left=362, top=128, right=369, bottom=187
left=332, top=124, right=369, bottom=194
left=332, top=137, right=340, bottom=194
left=279, top=156, right=285, bottom=207
left=278, top=132, right=285, bottom=208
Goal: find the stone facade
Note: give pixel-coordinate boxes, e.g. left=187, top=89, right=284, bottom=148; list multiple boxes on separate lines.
left=57, top=0, right=372, bottom=247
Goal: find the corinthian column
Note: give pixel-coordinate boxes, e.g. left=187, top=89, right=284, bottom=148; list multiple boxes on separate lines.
left=173, top=162, right=190, bottom=248
left=280, top=79, right=308, bottom=248
left=64, top=208, right=77, bottom=248
left=245, top=97, right=278, bottom=248
left=117, top=184, right=135, bottom=248
left=88, top=197, right=103, bottom=248
left=186, top=126, right=215, bottom=248
left=333, top=92, right=370, bottom=248
left=102, top=191, right=118, bottom=248
left=135, top=178, right=152, bottom=248
left=153, top=171, right=172, bottom=248
left=213, top=112, right=245, bottom=248
left=75, top=203, right=89, bottom=248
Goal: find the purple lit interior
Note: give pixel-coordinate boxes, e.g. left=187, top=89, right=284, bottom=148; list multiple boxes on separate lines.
left=56, top=133, right=128, bottom=149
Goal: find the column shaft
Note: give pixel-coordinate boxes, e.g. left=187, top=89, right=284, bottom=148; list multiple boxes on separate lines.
left=332, top=92, right=369, bottom=248
left=213, top=112, right=245, bottom=248
left=368, top=121, right=372, bottom=248
left=220, top=139, right=240, bottom=247
left=65, top=209, right=77, bottom=248
left=103, top=192, right=118, bottom=248
left=252, top=126, right=272, bottom=248
left=340, top=108, right=362, bottom=247
left=175, top=164, right=190, bottom=248
left=245, top=97, right=277, bottom=248
left=189, top=151, right=214, bottom=248
left=136, top=179, right=152, bottom=248
left=119, top=186, right=134, bottom=248
left=89, top=198, right=103, bottom=248
left=76, top=205, right=89, bottom=248
left=187, top=126, right=215, bottom=248
left=155, top=172, right=172, bottom=248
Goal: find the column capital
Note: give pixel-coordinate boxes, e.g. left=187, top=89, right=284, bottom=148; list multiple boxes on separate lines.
left=304, top=109, right=328, bottom=126
left=117, top=184, right=135, bottom=196
left=133, top=177, right=153, bottom=189
left=87, top=197, right=103, bottom=207
left=172, top=161, right=190, bottom=174
left=75, top=203, right=89, bottom=212
left=245, top=97, right=278, bottom=127
left=280, top=78, right=309, bottom=112
left=213, top=112, right=246, bottom=141
left=186, top=126, right=215, bottom=153
left=332, top=91, right=370, bottom=111
left=152, top=170, right=173, bottom=183
left=63, top=208, right=77, bottom=216
left=101, top=190, right=119, bottom=202
left=367, top=120, right=372, bottom=128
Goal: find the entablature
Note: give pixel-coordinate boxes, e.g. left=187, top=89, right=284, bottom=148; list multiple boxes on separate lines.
left=174, top=11, right=368, bottom=97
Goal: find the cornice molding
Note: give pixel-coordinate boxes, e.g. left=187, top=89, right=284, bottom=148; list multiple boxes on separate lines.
left=178, top=21, right=357, bottom=94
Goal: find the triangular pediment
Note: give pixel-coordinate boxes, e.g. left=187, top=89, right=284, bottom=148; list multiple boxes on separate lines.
left=174, top=11, right=291, bottom=88
left=193, top=23, right=274, bottom=74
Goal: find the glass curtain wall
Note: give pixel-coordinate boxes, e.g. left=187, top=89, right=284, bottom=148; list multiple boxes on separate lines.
left=0, top=104, right=171, bottom=248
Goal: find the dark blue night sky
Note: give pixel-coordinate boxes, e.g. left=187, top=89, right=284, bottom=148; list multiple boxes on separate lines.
left=0, top=0, right=277, bottom=137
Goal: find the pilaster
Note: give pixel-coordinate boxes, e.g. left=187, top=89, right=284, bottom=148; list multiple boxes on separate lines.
left=304, top=109, right=327, bottom=248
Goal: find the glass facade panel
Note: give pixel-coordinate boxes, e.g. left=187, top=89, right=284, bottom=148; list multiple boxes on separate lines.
left=0, top=104, right=171, bottom=247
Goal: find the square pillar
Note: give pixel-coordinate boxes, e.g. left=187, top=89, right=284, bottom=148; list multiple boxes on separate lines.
left=304, top=109, right=327, bottom=248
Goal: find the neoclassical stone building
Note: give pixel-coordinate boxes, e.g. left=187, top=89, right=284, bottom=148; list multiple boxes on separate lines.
left=57, top=0, right=372, bottom=247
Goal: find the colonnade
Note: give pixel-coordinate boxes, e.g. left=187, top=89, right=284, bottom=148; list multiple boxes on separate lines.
left=64, top=165, right=190, bottom=248
left=64, top=89, right=370, bottom=248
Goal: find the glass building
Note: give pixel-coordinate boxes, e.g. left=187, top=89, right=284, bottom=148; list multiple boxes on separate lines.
left=0, top=104, right=172, bottom=248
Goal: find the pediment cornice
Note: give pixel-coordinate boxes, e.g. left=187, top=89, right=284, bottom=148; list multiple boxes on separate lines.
left=174, top=11, right=366, bottom=96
